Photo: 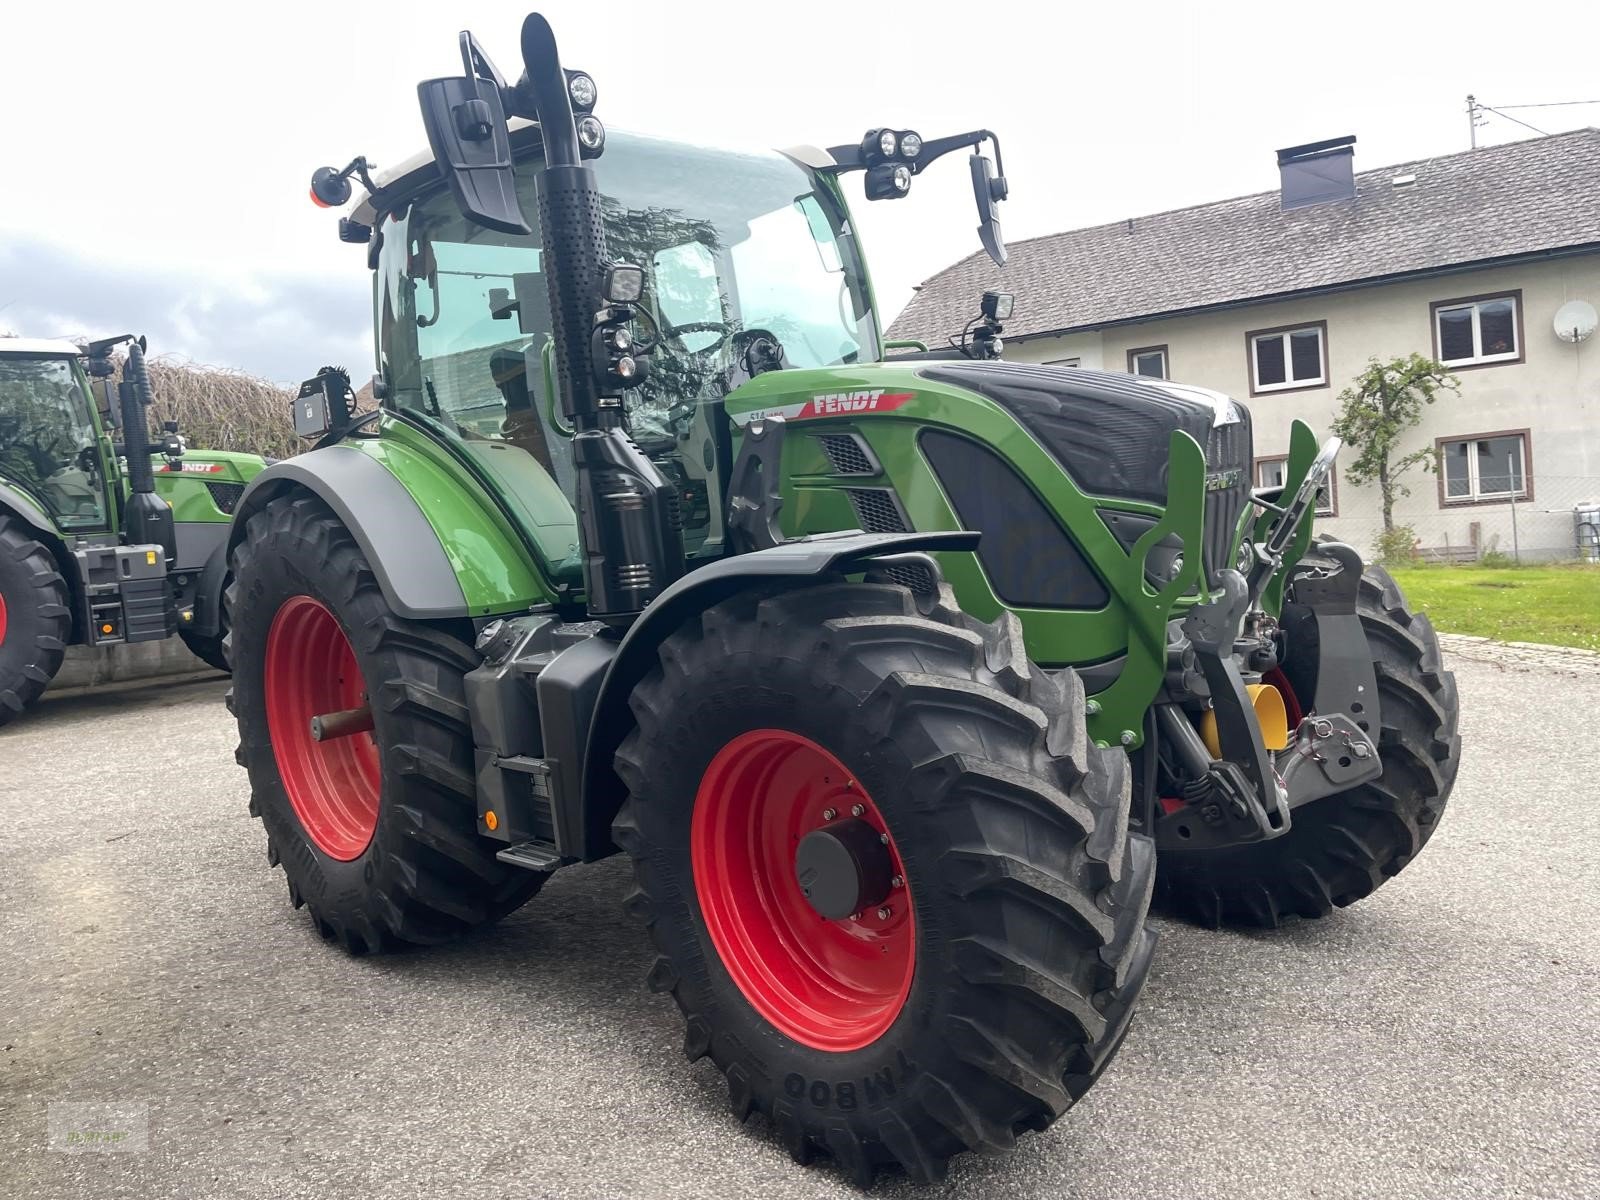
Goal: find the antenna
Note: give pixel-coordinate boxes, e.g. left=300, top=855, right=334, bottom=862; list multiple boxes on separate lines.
left=1553, top=300, right=1598, bottom=344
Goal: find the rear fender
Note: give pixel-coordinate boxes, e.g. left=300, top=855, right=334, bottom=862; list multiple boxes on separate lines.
left=564, top=530, right=980, bottom=861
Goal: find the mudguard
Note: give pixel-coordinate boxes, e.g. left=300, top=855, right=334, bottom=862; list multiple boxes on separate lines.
left=187, top=533, right=232, bottom=637
left=569, top=529, right=981, bottom=860
left=228, top=448, right=469, bottom=619
left=0, top=479, right=57, bottom=540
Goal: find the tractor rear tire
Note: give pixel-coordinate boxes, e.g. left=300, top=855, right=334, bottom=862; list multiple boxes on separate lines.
left=0, top=515, right=71, bottom=728
left=226, top=493, right=543, bottom=952
left=611, top=578, right=1156, bottom=1185
left=1157, top=561, right=1461, bottom=928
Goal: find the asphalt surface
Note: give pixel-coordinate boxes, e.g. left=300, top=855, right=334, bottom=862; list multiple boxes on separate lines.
left=3, top=647, right=1597, bottom=1200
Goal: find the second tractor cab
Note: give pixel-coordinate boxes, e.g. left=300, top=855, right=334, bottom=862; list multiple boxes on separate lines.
left=224, top=10, right=1458, bottom=1187
left=0, top=336, right=267, bottom=724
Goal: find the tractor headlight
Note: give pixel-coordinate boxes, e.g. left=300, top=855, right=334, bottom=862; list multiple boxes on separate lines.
left=865, top=162, right=914, bottom=201
left=615, top=355, right=638, bottom=380
left=899, top=131, right=922, bottom=158
left=567, top=72, right=598, bottom=111
left=577, top=115, right=606, bottom=156
left=878, top=129, right=898, bottom=158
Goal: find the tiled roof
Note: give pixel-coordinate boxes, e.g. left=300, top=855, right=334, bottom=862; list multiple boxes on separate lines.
left=887, top=129, right=1600, bottom=345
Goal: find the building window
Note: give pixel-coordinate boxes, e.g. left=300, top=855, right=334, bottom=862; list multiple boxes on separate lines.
left=1127, top=346, right=1168, bottom=379
left=1438, top=431, right=1530, bottom=504
left=1431, top=292, right=1521, bottom=368
left=1246, top=322, right=1326, bottom=394
left=1255, top=456, right=1336, bottom=517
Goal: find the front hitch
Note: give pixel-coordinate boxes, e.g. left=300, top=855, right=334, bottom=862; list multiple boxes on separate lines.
left=1155, top=542, right=1382, bottom=853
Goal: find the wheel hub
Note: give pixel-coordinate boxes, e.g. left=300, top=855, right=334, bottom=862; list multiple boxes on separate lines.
left=794, top=817, right=893, bottom=920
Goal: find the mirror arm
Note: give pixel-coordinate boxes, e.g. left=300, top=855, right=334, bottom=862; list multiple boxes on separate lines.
left=823, top=129, right=1002, bottom=178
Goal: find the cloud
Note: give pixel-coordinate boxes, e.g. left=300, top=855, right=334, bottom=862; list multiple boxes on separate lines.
left=0, top=235, right=370, bottom=383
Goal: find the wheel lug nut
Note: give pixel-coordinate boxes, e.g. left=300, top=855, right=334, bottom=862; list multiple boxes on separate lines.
left=850, top=804, right=865, bottom=817
left=891, top=875, right=903, bottom=888
left=879, top=833, right=889, bottom=844
left=876, top=906, right=892, bottom=920
left=821, top=807, right=837, bottom=821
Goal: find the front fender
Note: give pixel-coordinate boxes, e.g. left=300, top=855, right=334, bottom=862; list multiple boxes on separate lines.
left=569, top=530, right=980, bottom=860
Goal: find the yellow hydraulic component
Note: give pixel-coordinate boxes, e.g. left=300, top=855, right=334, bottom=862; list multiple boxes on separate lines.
left=1200, top=683, right=1290, bottom=756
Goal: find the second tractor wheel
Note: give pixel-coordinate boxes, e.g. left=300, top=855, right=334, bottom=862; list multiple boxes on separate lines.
left=612, top=578, right=1156, bottom=1185
left=180, top=626, right=230, bottom=673
left=1157, top=560, right=1461, bottom=927
left=227, top=493, right=544, bottom=951
left=0, top=515, right=72, bottom=728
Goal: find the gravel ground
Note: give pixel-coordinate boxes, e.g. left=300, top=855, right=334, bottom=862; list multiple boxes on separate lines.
left=2, top=643, right=1597, bottom=1200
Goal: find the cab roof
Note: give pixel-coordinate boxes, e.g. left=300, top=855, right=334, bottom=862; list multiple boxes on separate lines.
left=0, top=337, right=81, bottom=358
left=347, top=119, right=834, bottom=225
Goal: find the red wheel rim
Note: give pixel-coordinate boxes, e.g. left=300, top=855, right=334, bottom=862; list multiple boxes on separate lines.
left=0, top=591, right=7, bottom=648
left=691, top=729, right=915, bottom=1052
left=264, top=596, right=379, bottom=860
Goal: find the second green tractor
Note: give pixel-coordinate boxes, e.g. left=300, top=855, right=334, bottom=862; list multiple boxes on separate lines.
left=224, top=12, right=1460, bottom=1185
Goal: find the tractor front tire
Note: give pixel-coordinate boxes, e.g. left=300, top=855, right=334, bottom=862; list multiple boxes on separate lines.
left=227, top=494, right=543, bottom=952
left=0, top=515, right=71, bottom=728
left=180, top=627, right=230, bottom=673
left=612, top=579, right=1156, bottom=1185
left=1157, top=561, right=1461, bottom=928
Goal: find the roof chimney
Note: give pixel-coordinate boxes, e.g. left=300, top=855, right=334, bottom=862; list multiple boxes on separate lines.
left=1276, top=135, right=1357, bottom=210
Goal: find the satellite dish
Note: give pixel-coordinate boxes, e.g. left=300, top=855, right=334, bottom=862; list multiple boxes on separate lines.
left=1553, top=299, right=1598, bottom=343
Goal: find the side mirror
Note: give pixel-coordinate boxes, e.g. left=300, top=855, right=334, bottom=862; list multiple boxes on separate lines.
left=416, top=73, right=530, bottom=235
left=970, top=154, right=1008, bottom=267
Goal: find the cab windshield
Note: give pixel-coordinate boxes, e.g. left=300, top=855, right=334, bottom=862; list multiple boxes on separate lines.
left=0, top=354, right=107, bottom=529
left=376, top=131, right=875, bottom=475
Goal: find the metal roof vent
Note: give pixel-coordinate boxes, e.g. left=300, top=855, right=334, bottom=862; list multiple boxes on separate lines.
left=1277, top=135, right=1357, bottom=210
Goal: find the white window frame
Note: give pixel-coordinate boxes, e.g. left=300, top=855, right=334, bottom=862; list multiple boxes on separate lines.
left=1439, top=433, right=1529, bottom=504
left=1127, top=346, right=1168, bottom=379
left=1433, top=295, right=1520, bottom=367
left=1248, top=324, right=1326, bottom=393
left=1255, top=457, right=1336, bottom=517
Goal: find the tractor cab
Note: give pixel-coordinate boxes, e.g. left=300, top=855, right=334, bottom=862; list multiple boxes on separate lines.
left=354, top=129, right=885, bottom=564
left=0, top=340, right=116, bottom=533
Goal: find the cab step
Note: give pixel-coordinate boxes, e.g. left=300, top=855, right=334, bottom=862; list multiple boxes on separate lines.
left=496, top=840, right=567, bottom=874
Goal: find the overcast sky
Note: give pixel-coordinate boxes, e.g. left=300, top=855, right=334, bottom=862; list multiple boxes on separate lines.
left=4, top=0, right=1598, bottom=381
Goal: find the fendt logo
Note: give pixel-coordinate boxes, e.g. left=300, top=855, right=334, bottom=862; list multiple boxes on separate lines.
left=803, top=390, right=913, bottom=417
left=732, top=390, right=915, bottom=426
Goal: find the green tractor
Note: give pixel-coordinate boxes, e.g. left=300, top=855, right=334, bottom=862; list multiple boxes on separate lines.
left=0, top=335, right=267, bottom=724
left=225, top=13, right=1459, bottom=1184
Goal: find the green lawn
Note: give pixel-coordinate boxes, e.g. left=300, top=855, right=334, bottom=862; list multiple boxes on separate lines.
left=1385, top=563, right=1600, bottom=652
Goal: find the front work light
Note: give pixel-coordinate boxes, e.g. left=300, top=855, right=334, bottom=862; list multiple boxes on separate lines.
left=899, top=131, right=922, bottom=158
left=864, top=162, right=913, bottom=200
left=981, top=291, right=1014, bottom=321
left=567, top=71, right=598, bottom=111
left=604, top=263, right=646, bottom=304
left=577, top=115, right=606, bottom=156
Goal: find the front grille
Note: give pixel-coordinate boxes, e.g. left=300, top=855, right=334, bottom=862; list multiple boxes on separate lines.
left=844, top=488, right=908, bottom=533
left=205, top=481, right=245, bottom=515
left=816, top=433, right=877, bottom=476
left=1203, top=419, right=1252, bottom=581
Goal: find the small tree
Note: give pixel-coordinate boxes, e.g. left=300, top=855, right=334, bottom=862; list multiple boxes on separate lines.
left=1330, top=353, right=1458, bottom=533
